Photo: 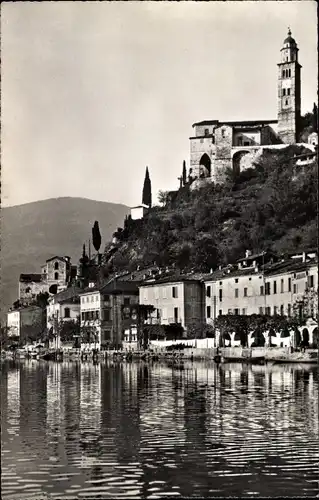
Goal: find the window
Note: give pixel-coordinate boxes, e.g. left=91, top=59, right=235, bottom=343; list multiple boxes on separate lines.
left=289, top=69, right=291, bottom=77
left=162, top=287, right=167, bottom=299
left=259, top=307, right=263, bottom=315
left=274, top=306, right=277, bottom=315
left=228, top=309, right=232, bottom=314
left=103, top=309, right=110, bottom=321
left=204, top=128, right=209, bottom=136
left=242, top=308, right=246, bottom=315
left=282, top=70, right=285, bottom=78
left=273, top=281, right=277, bottom=294
left=104, top=294, right=110, bottom=302
left=280, top=305, right=284, bottom=315
left=64, top=307, right=70, bottom=318
left=265, top=307, right=271, bottom=316
left=91, top=296, right=94, bottom=302
left=219, top=281, right=223, bottom=286
left=86, top=296, right=89, bottom=302
left=283, top=88, right=286, bottom=96
left=206, top=286, right=211, bottom=298
left=222, top=129, right=226, bottom=138
left=54, top=262, right=59, bottom=270
left=219, top=289, right=223, bottom=302
left=124, top=297, right=130, bottom=306
left=287, top=88, right=290, bottom=96
left=172, top=286, right=178, bottom=298
left=288, top=278, right=292, bottom=292
left=260, top=286, right=264, bottom=296
left=244, top=288, right=248, bottom=297
left=293, top=284, right=297, bottom=294
left=81, top=312, right=85, bottom=321
left=219, top=309, right=223, bottom=316
left=54, top=272, right=59, bottom=280
left=235, top=278, right=238, bottom=283
left=212, top=135, right=215, bottom=144
left=174, top=307, right=179, bottom=323
left=95, top=295, right=99, bottom=301
left=280, top=279, right=284, bottom=293
left=206, top=306, right=211, bottom=319
left=234, top=309, right=239, bottom=315
left=285, top=99, right=289, bottom=106
left=235, top=289, right=239, bottom=298
left=308, top=275, right=314, bottom=288
left=95, top=310, right=100, bottom=320
left=265, top=282, right=270, bottom=295
left=287, top=304, right=291, bottom=317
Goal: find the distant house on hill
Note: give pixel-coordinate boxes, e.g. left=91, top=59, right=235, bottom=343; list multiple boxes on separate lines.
left=130, top=204, right=149, bottom=220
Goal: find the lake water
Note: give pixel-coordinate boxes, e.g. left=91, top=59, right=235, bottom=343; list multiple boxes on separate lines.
left=1, top=359, right=318, bottom=498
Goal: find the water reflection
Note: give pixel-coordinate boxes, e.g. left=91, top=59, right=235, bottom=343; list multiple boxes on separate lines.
left=1, top=360, right=318, bottom=498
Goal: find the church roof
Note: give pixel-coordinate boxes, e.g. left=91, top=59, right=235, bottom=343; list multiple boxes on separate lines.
left=192, top=119, right=277, bottom=128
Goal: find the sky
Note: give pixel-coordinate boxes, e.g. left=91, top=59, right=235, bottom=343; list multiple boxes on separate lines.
left=1, top=1, right=317, bottom=208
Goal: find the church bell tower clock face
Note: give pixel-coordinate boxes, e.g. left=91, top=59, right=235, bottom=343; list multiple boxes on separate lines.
left=277, top=28, right=301, bottom=145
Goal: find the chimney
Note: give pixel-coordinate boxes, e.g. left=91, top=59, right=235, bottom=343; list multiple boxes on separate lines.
left=218, top=265, right=222, bottom=270
left=245, top=250, right=252, bottom=258
left=302, top=252, right=306, bottom=263
left=254, top=266, right=259, bottom=273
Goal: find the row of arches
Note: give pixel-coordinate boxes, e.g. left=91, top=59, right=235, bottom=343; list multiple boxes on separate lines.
left=217, top=327, right=318, bottom=348
left=196, top=151, right=252, bottom=180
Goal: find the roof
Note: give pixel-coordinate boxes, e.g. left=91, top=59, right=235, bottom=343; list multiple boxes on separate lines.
left=51, top=286, right=81, bottom=303
left=203, top=258, right=318, bottom=282
left=192, top=119, right=277, bottom=128
left=141, top=272, right=209, bottom=287
left=236, top=251, right=274, bottom=263
left=131, top=204, right=149, bottom=209
left=283, top=29, right=296, bottom=45
left=19, top=273, right=42, bottom=283
left=45, top=256, right=69, bottom=263
left=8, top=305, right=43, bottom=314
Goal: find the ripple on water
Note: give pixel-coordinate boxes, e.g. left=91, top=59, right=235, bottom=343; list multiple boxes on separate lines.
left=1, top=360, right=318, bottom=498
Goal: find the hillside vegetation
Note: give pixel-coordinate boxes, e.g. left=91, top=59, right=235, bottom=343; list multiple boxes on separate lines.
left=107, top=145, right=317, bottom=273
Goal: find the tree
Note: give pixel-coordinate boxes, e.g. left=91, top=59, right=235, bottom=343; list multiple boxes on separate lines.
left=158, top=190, right=169, bottom=207
left=182, top=160, right=187, bottom=186
left=58, top=317, right=81, bottom=343
left=92, top=221, right=102, bottom=252
left=142, top=166, right=152, bottom=207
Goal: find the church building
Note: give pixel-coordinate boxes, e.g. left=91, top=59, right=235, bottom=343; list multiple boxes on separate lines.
left=189, top=29, right=303, bottom=185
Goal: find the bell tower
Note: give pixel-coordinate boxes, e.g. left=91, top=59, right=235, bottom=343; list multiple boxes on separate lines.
left=277, top=28, right=301, bottom=144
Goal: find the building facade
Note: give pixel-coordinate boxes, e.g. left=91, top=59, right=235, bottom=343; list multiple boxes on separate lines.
left=139, top=276, right=205, bottom=334
left=189, top=29, right=304, bottom=184
left=46, top=286, right=81, bottom=347
left=204, top=250, right=318, bottom=322
left=7, top=306, right=44, bottom=343
left=19, top=274, right=49, bottom=305
left=79, top=274, right=141, bottom=349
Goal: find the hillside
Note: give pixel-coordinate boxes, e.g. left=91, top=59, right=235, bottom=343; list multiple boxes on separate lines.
left=1, top=197, right=129, bottom=318
left=107, top=145, right=317, bottom=274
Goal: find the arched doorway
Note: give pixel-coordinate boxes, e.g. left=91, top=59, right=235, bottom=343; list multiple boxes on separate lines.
left=199, top=154, right=211, bottom=178
left=220, top=332, right=231, bottom=347
left=302, top=328, right=309, bottom=347
left=312, top=328, right=318, bottom=348
left=232, top=150, right=250, bottom=176
left=251, top=330, right=265, bottom=347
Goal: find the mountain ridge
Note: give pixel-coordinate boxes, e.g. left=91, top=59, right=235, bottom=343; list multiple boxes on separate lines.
left=1, top=197, right=129, bottom=321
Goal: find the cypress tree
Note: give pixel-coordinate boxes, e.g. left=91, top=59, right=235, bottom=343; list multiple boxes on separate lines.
left=182, top=160, right=187, bottom=186
left=142, top=166, right=152, bottom=207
